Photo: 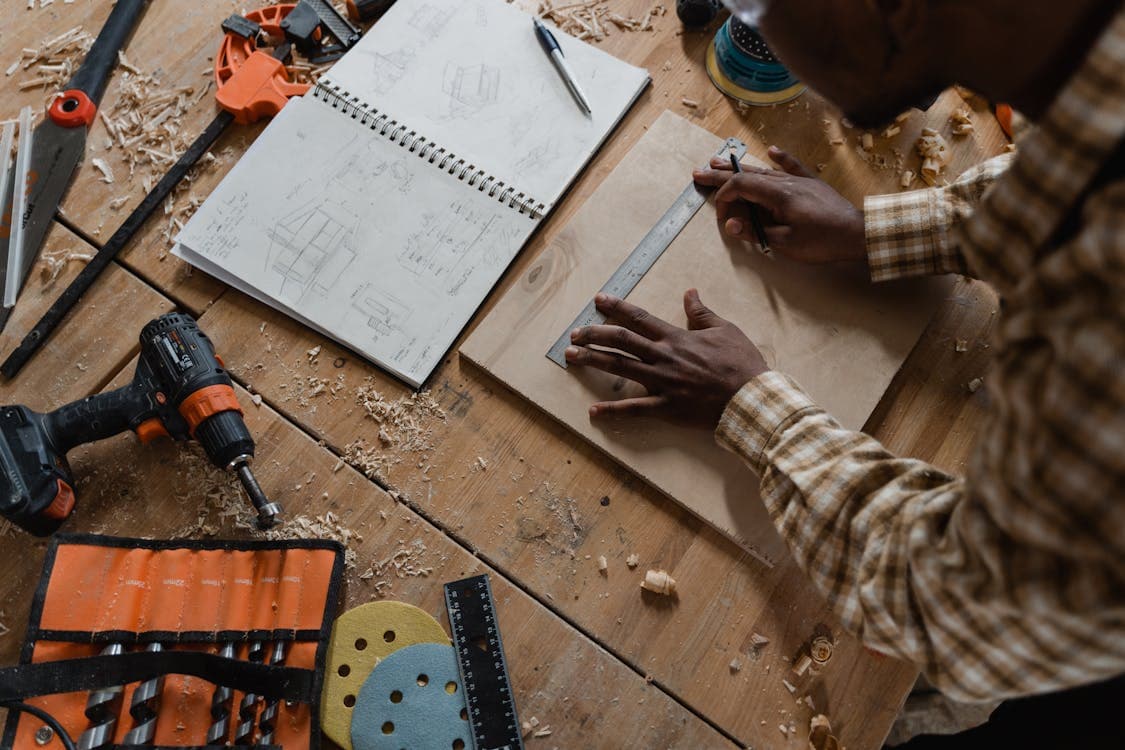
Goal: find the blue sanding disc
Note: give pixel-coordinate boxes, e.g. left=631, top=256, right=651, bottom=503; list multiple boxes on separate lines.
left=351, top=642, right=470, bottom=750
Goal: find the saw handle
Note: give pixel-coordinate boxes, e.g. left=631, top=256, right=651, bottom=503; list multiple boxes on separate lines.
left=55, top=0, right=149, bottom=124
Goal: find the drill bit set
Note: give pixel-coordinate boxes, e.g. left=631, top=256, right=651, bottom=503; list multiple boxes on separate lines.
left=0, top=535, right=345, bottom=749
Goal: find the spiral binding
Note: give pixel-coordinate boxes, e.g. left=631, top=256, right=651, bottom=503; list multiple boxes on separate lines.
left=314, top=83, right=546, bottom=219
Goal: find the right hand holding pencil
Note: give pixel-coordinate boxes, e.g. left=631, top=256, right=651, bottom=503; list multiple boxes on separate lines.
left=693, top=146, right=868, bottom=266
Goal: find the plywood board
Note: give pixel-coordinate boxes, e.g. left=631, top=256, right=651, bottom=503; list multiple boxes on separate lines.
left=462, top=111, right=950, bottom=565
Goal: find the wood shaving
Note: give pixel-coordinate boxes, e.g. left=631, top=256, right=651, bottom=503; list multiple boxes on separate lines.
left=596, top=554, right=608, bottom=572
left=950, top=107, right=974, bottom=135
left=639, top=569, right=676, bottom=596
left=625, top=553, right=639, bottom=569
left=344, top=381, right=446, bottom=481
left=967, top=377, right=983, bottom=393
left=537, top=1, right=666, bottom=43
left=915, top=128, right=950, bottom=185
left=4, top=26, right=92, bottom=98
left=729, top=657, right=741, bottom=673
left=750, top=632, right=770, bottom=649
left=809, top=714, right=842, bottom=750
left=860, top=133, right=874, bottom=151
left=39, top=248, right=93, bottom=284
left=793, top=653, right=813, bottom=676
left=681, top=97, right=699, bottom=108
left=900, top=170, right=915, bottom=189
left=810, top=636, right=834, bottom=665
left=91, top=157, right=114, bottom=184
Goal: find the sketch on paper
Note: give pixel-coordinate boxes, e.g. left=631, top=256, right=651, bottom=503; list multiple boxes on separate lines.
left=407, top=3, right=448, bottom=35
left=365, top=47, right=416, bottom=97
left=350, top=284, right=411, bottom=338
left=442, top=63, right=501, bottom=118
left=194, top=190, right=249, bottom=260
left=268, top=198, right=359, bottom=303
left=513, top=138, right=563, bottom=176
left=399, top=200, right=506, bottom=291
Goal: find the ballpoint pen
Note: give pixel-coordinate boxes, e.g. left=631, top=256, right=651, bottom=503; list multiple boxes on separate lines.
left=533, top=18, right=593, bottom=116
left=729, top=152, right=770, bottom=254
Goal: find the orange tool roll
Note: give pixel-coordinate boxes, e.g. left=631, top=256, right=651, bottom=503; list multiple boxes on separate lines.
left=0, top=535, right=344, bottom=749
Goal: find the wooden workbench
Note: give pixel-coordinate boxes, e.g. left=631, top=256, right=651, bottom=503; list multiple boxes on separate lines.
left=0, top=2, right=1005, bottom=748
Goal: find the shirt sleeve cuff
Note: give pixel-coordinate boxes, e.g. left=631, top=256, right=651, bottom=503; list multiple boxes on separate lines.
left=715, top=371, right=821, bottom=476
left=864, top=188, right=968, bottom=282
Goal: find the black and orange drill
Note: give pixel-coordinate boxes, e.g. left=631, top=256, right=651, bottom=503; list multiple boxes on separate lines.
left=0, top=313, right=281, bottom=534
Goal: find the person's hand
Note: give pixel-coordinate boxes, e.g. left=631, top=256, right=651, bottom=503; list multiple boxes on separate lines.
left=564, top=289, right=768, bottom=429
left=692, top=146, right=867, bottom=265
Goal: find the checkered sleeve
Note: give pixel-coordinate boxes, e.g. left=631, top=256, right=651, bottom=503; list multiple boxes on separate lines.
left=716, top=353, right=1125, bottom=702
left=865, top=154, right=1014, bottom=282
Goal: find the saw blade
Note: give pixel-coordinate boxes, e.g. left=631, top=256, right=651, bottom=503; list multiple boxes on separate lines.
left=4, top=117, right=88, bottom=308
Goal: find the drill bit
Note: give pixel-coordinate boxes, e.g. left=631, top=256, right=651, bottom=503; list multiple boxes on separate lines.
left=233, top=460, right=282, bottom=530
left=257, top=641, right=287, bottom=744
left=77, top=643, right=125, bottom=750
left=233, top=640, right=267, bottom=745
left=206, top=642, right=236, bottom=745
left=122, top=643, right=164, bottom=745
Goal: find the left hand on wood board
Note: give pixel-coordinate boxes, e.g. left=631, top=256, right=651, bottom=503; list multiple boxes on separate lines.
left=564, top=290, right=769, bottom=428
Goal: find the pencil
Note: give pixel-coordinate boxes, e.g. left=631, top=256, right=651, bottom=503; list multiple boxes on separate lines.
left=729, top=152, right=770, bottom=255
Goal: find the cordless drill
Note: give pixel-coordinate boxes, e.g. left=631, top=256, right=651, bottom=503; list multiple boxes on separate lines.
left=0, top=312, right=281, bottom=535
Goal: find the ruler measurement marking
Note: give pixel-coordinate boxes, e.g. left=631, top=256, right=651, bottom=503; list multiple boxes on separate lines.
left=546, top=137, right=747, bottom=367
left=446, top=574, right=524, bottom=750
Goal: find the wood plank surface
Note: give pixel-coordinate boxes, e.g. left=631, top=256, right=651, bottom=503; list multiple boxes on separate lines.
left=0, top=223, right=173, bottom=405
left=0, top=2, right=1012, bottom=748
left=0, top=292, right=736, bottom=750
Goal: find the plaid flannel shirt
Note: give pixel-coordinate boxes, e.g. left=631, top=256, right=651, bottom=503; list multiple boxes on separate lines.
left=716, top=11, right=1125, bottom=702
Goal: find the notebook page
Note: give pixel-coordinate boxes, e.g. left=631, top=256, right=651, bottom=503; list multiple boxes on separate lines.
left=322, top=0, right=649, bottom=209
left=174, top=95, right=533, bottom=387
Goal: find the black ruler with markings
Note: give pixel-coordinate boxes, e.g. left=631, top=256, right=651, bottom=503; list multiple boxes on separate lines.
left=444, top=574, right=524, bottom=750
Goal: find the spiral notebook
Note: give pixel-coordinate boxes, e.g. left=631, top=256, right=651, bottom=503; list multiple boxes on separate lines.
left=174, top=0, right=649, bottom=387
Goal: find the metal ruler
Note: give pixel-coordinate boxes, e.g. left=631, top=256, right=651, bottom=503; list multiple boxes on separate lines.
left=304, top=0, right=361, bottom=47
left=547, top=137, right=747, bottom=367
left=445, top=574, right=524, bottom=750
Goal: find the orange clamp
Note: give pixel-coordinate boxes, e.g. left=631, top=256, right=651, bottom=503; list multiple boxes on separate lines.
left=214, top=4, right=310, bottom=126
left=215, top=49, right=309, bottom=125
left=179, top=384, right=243, bottom=435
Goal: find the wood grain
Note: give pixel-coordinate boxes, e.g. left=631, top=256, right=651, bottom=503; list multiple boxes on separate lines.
left=0, top=2, right=1012, bottom=747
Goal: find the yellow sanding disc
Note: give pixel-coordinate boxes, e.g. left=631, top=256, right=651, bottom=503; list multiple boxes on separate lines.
left=321, top=601, right=450, bottom=750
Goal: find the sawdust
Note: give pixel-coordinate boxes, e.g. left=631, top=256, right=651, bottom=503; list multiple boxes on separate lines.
left=534, top=1, right=666, bottom=42
left=513, top=482, right=583, bottom=562
left=343, top=381, right=446, bottom=482
left=167, top=445, right=362, bottom=568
